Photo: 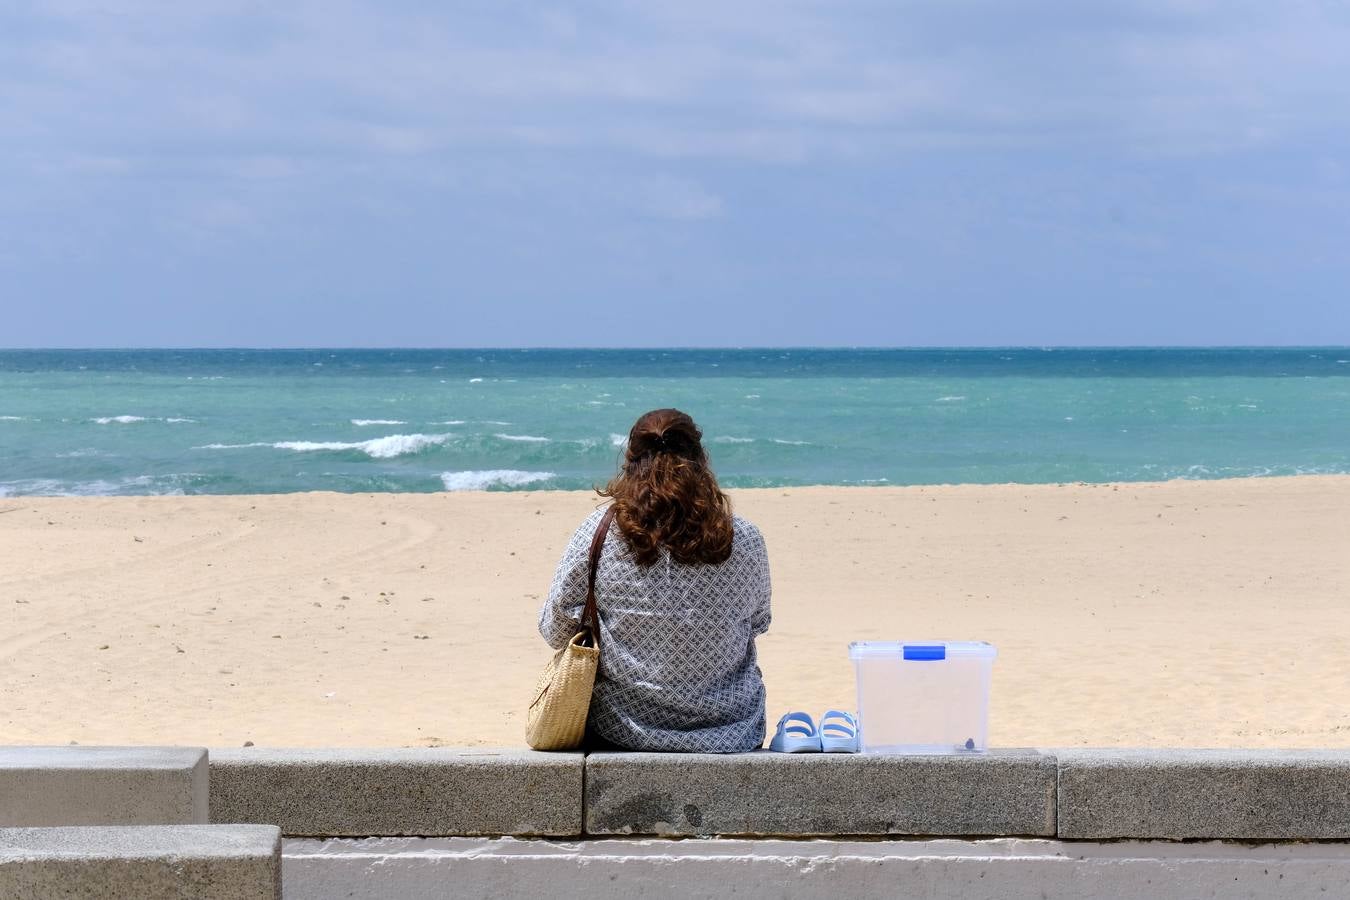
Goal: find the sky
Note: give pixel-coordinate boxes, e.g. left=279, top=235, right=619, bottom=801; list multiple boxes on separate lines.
left=2, top=0, right=1349, bottom=347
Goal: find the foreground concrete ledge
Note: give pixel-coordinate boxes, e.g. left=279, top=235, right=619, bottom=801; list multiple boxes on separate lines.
left=1057, top=749, right=1350, bottom=840
left=0, top=746, right=208, bottom=827
left=282, top=836, right=1350, bottom=900
left=585, top=750, right=1056, bottom=837
left=0, top=824, right=280, bottom=900
left=210, top=747, right=583, bottom=837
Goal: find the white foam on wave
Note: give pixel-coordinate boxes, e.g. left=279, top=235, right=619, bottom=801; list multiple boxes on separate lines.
left=91, top=415, right=194, bottom=424
left=435, top=420, right=467, bottom=425
left=610, top=433, right=628, bottom=448
left=0, top=474, right=199, bottom=497
left=351, top=419, right=407, bottom=426
left=935, top=396, right=966, bottom=402
left=772, top=439, right=811, bottom=446
left=196, top=432, right=455, bottom=459
left=0, top=416, right=29, bottom=421
left=287, top=433, right=455, bottom=458
left=469, top=377, right=484, bottom=383
left=439, top=469, right=556, bottom=491
left=713, top=436, right=754, bottom=444
left=495, top=433, right=550, bottom=443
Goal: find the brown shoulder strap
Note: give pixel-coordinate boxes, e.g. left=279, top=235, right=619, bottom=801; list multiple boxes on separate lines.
left=581, top=505, right=618, bottom=635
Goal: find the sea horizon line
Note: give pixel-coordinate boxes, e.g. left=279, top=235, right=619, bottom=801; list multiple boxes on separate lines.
left=4, top=344, right=1350, bottom=353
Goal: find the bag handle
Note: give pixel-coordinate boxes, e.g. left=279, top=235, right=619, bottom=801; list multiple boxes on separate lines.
left=581, top=505, right=618, bottom=637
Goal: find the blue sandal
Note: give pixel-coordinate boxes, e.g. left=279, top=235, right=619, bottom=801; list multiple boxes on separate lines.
left=819, top=710, right=859, bottom=753
left=769, top=711, right=820, bottom=753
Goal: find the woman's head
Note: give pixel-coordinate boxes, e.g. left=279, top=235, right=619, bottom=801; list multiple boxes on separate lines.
left=599, top=408, right=733, bottom=566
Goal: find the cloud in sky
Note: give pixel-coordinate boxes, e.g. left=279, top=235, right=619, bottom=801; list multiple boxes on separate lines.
left=2, top=0, right=1349, bottom=345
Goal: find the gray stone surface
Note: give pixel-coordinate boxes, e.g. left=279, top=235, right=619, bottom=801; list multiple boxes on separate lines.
left=0, top=824, right=280, bottom=900
left=585, top=750, right=1056, bottom=836
left=283, top=836, right=1350, bottom=900
left=0, top=746, right=208, bottom=827
left=210, top=748, right=583, bottom=837
left=1057, top=749, right=1350, bottom=840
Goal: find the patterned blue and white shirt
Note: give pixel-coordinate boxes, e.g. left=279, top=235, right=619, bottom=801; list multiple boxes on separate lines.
left=539, top=505, right=772, bottom=753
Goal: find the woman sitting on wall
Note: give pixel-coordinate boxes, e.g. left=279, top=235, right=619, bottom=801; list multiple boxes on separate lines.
left=538, top=408, right=772, bottom=752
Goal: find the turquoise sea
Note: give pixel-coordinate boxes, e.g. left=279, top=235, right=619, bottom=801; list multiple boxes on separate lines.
left=1, top=348, right=1348, bottom=496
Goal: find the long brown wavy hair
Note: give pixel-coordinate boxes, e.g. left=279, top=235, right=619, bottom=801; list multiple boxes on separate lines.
left=598, top=408, right=734, bottom=567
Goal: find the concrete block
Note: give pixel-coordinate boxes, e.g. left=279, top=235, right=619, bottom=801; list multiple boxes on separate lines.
left=0, top=746, right=208, bottom=827
left=210, top=748, right=583, bottom=837
left=282, top=835, right=1350, bottom=900
left=585, top=750, right=1056, bottom=836
left=1057, top=749, right=1350, bottom=840
left=0, top=824, right=280, bottom=900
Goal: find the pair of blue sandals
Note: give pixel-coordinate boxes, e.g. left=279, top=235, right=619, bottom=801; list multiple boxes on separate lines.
left=769, top=710, right=859, bottom=753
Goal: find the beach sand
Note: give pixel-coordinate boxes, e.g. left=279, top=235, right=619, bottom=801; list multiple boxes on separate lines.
left=2, top=476, right=1348, bottom=750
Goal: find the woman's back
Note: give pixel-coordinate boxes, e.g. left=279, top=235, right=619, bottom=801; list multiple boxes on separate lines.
left=536, top=407, right=772, bottom=753
left=540, top=505, right=771, bottom=752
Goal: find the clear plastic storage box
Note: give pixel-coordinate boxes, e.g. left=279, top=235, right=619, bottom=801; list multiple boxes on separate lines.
left=848, top=641, right=997, bottom=754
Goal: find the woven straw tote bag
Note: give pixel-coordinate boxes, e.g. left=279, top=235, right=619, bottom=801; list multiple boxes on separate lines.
left=526, top=505, right=617, bottom=750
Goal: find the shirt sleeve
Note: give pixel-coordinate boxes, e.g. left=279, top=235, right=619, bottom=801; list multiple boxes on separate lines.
left=538, top=510, right=601, bottom=650
left=746, top=524, right=773, bottom=635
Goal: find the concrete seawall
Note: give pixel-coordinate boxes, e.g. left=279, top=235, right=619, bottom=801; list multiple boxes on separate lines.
left=282, top=836, right=1350, bottom=900
left=209, top=746, right=1350, bottom=841
left=4, top=744, right=1350, bottom=898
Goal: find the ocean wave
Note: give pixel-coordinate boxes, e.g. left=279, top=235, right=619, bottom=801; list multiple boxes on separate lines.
left=92, top=415, right=194, bottom=424
left=0, top=473, right=204, bottom=497
left=351, top=419, right=407, bottom=426
left=1136, top=463, right=1348, bottom=480
left=713, top=436, right=754, bottom=444
left=439, top=469, right=556, bottom=491
left=436, top=420, right=467, bottom=425
left=0, top=415, right=29, bottom=421
left=278, top=433, right=455, bottom=459
left=935, top=396, right=966, bottom=402
left=495, top=433, right=551, bottom=443
left=197, top=432, right=455, bottom=459
left=610, top=433, right=628, bottom=448
left=772, top=439, right=811, bottom=446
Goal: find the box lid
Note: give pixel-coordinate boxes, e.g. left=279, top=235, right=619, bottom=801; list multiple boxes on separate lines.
left=848, top=640, right=997, bottom=661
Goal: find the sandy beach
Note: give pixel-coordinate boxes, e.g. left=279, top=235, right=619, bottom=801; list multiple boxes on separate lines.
left=2, top=476, right=1348, bottom=750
